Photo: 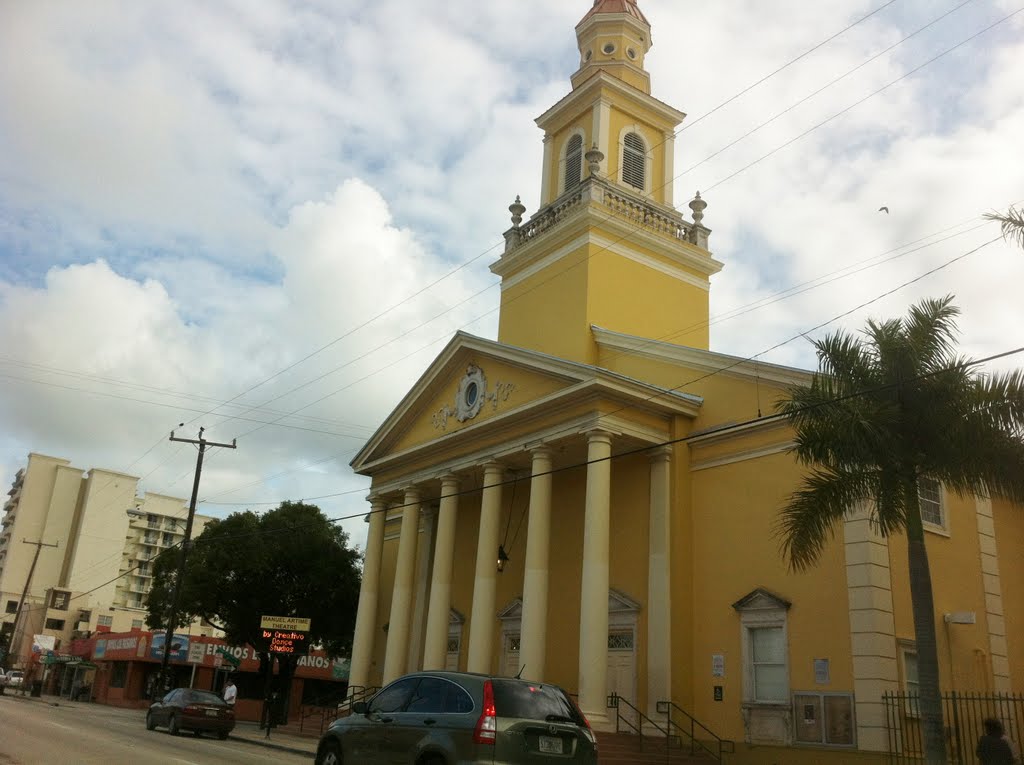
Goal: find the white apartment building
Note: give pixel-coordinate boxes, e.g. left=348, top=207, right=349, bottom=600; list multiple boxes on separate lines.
left=0, top=453, right=216, bottom=668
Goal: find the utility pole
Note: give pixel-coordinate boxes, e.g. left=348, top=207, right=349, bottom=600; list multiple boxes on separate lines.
left=159, top=427, right=236, bottom=689
left=10, top=539, right=59, bottom=666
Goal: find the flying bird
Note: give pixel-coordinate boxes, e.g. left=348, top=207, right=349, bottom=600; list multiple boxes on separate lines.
left=878, top=206, right=889, bottom=214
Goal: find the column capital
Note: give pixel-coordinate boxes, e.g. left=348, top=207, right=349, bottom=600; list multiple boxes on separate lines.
left=529, top=444, right=554, bottom=460
left=585, top=429, right=613, bottom=446
left=649, top=445, right=673, bottom=463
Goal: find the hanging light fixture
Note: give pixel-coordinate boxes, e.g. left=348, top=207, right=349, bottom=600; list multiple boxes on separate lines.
left=497, top=544, right=510, bottom=573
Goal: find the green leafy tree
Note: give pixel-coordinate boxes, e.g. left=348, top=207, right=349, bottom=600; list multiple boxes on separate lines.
left=147, top=501, right=362, bottom=719
left=775, top=296, right=1024, bottom=765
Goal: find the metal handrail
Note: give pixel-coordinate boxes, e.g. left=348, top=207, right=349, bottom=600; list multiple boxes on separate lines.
left=298, top=685, right=379, bottom=734
left=657, top=699, right=732, bottom=763
left=607, top=692, right=676, bottom=756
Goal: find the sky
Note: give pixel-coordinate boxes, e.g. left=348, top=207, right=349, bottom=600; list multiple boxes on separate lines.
left=1, top=0, right=1022, bottom=552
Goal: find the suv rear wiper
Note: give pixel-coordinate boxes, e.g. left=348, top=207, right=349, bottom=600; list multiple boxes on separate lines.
left=544, top=714, right=577, bottom=724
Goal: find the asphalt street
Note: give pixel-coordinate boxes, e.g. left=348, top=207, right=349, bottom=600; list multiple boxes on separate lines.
left=0, top=695, right=310, bottom=764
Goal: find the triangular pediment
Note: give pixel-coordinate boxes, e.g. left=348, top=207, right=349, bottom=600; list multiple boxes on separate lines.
left=732, top=587, right=792, bottom=612
left=497, top=598, right=523, bottom=621
left=350, top=332, right=701, bottom=474
left=609, top=588, right=641, bottom=613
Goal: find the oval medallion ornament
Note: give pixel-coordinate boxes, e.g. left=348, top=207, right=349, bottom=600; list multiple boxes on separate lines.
left=456, top=365, right=487, bottom=422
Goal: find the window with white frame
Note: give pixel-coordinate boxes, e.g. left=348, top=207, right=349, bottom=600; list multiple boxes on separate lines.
left=564, top=134, right=583, bottom=190
left=750, top=626, right=788, bottom=702
left=733, top=588, right=791, bottom=705
left=97, top=615, right=113, bottom=627
left=622, top=132, right=646, bottom=190
left=901, top=646, right=920, bottom=715
left=917, top=478, right=944, bottom=528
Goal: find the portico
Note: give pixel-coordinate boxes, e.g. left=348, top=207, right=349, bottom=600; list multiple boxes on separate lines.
left=347, top=338, right=700, bottom=726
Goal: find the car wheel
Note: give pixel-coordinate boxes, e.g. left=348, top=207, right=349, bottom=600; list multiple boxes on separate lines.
left=418, top=756, right=445, bottom=765
left=217, top=731, right=229, bottom=740
left=145, top=712, right=157, bottom=731
left=317, top=740, right=342, bottom=765
left=168, top=714, right=180, bottom=736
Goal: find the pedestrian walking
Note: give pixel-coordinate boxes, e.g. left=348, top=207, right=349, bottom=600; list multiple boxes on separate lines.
left=223, top=677, right=237, bottom=707
left=977, top=718, right=1017, bottom=765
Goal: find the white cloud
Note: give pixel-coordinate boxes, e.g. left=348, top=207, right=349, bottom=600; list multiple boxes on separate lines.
left=1, top=0, right=1023, bottom=553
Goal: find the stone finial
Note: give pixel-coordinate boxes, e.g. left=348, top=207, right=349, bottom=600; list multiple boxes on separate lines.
left=509, top=195, right=526, bottom=226
left=585, top=144, right=605, bottom=175
left=689, top=191, right=707, bottom=225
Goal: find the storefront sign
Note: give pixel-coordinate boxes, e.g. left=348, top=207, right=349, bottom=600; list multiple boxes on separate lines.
left=150, top=633, right=190, bottom=661
left=259, top=616, right=311, bottom=631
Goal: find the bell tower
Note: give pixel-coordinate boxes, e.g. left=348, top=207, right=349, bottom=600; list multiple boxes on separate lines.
left=490, top=1, right=722, bottom=365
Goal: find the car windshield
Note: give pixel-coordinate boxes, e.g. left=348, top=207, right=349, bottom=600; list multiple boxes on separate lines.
left=491, top=680, right=583, bottom=725
left=9, top=672, right=23, bottom=678
left=185, top=690, right=225, bottom=706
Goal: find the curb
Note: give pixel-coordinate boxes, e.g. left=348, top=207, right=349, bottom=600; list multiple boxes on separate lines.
left=228, top=731, right=317, bottom=758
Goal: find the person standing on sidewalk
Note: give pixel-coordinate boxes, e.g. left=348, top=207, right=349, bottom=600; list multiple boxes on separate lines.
left=223, top=678, right=237, bottom=707
left=977, top=718, right=1017, bottom=765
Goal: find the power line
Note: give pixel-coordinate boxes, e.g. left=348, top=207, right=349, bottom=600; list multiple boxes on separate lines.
left=148, top=1, right=914, bottom=444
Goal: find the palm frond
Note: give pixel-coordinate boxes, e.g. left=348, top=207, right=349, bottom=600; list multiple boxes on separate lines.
left=984, top=206, right=1024, bottom=249
left=776, top=467, right=876, bottom=571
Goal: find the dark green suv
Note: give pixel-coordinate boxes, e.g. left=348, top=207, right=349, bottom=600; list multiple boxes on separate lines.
left=314, top=671, right=598, bottom=764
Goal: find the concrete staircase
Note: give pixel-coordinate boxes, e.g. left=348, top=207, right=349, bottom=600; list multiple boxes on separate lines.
left=595, top=731, right=718, bottom=764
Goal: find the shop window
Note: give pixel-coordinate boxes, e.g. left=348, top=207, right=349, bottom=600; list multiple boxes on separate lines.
left=794, top=692, right=856, bottom=746
left=110, top=662, right=128, bottom=688
left=44, top=618, right=65, bottom=630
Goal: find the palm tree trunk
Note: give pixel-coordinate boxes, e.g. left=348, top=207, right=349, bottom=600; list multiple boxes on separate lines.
left=905, top=484, right=947, bottom=764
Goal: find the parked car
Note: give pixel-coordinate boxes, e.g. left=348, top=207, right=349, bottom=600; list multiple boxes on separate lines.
left=314, top=671, right=597, bottom=765
left=145, top=688, right=235, bottom=739
left=3, top=670, right=25, bottom=688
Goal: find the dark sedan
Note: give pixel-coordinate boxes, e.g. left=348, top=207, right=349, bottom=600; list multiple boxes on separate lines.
left=146, top=688, right=235, bottom=739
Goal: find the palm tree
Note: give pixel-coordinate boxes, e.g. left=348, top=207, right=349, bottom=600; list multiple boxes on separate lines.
left=985, top=205, right=1024, bottom=249
left=775, top=296, right=1024, bottom=765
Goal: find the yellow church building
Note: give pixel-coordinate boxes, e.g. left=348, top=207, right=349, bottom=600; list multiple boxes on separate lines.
left=346, top=2, right=1023, bottom=762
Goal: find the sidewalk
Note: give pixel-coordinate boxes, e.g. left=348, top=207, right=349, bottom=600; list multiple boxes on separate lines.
left=229, top=720, right=318, bottom=758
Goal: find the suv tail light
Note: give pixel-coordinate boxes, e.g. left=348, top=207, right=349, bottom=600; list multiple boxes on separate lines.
left=473, top=680, right=497, bottom=745
left=572, top=697, right=597, bottom=746
left=183, top=705, right=200, bottom=713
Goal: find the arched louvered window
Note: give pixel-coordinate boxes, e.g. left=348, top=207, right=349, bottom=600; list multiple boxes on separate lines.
left=565, top=134, right=584, bottom=190
left=622, top=132, right=646, bottom=190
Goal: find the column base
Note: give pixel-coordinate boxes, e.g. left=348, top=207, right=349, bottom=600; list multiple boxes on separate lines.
left=581, top=709, right=613, bottom=732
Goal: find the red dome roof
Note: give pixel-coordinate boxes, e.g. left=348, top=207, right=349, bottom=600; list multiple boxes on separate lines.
left=578, top=0, right=649, bottom=26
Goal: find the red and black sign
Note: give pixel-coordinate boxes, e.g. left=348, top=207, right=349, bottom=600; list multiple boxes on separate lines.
left=258, top=628, right=310, bottom=656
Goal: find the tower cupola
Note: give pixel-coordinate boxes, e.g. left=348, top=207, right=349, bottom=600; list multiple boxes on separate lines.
left=573, top=0, right=653, bottom=93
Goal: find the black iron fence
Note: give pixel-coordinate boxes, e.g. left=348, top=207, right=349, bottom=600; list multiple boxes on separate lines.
left=883, top=690, right=1024, bottom=764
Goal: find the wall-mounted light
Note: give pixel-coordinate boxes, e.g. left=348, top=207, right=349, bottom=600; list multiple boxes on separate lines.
left=497, top=545, right=510, bottom=574
left=944, top=612, right=976, bottom=624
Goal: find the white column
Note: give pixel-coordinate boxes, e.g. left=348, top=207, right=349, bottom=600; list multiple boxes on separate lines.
left=423, top=475, right=460, bottom=670
left=348, top=498, right=386, bottom=691
left=466, top=462, right=504, bottom=674
left=647, top=447, right=672, bottom=715
left=540, top=135, right=553, bottom=204
left=579, top=431, right=612, bottom=726
left=382, top=488, right=421, bottom=684
left=407, top=507, right=436, bottom=673
left=520, top=447, right=553, bottom=681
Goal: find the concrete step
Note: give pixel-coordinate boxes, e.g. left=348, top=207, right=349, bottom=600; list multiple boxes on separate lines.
left=595, top=731, right=717, bottom=764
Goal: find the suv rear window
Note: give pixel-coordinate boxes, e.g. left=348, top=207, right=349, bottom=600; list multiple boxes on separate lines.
left=491, top=680, right=583, bottom=724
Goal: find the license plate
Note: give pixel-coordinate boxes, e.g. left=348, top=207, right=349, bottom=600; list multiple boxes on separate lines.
left=539, top=735, right=563, bottom=754
left=205, top=709, right=218, bottom=717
